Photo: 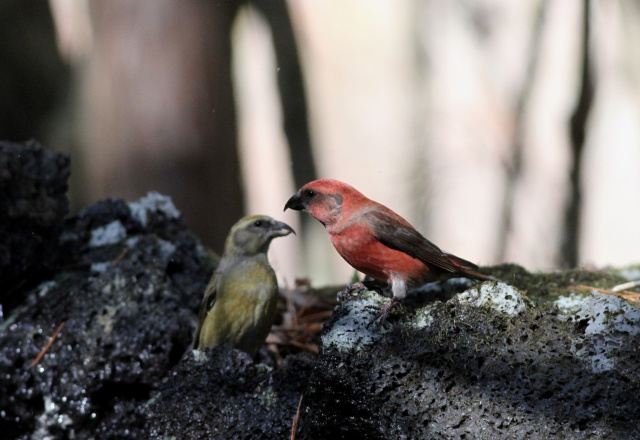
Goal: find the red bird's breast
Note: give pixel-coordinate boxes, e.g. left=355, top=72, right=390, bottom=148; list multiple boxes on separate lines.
left=329, top=221, right=431, bottom=286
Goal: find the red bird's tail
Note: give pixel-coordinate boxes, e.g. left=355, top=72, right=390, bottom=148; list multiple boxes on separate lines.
left=457, top=267, right=496, bottom=282
left=445, top=252, right=495, bottom=282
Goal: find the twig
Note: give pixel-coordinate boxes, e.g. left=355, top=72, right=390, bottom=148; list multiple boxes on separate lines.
left=266, top=335, right=319, bottom=354
left=112, top=247, right=130, bottom=265
left=7, top=278, right=27, bottom=296
left=286, top=340, right=319, bottom=354
left=286, top=289, right=298, bottom=328
left=571, top=284, right=616, bottom=295
left=571, top=285, right=640, bottom=302
left=290, top=393, right=304, bottom=440
left=611, top=280, right=640, bottom=293
left=295, top=309, right=334, bottom=324
left=30, top=321, right=66, bottom=367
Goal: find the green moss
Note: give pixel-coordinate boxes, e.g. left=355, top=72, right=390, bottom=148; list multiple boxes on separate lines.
left=482, top=263, right=627, bottom=303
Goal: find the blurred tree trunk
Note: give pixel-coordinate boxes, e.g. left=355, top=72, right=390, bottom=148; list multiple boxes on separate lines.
left=251, top=0, right=316, bottom=192
left=496, top=0, right=549, bottom=263
left=562, top=0, right=594, bottom=267
left=0, top=0, right=69, bottom=142
left=75, top=0, right=243, bottom=251
left=250, top=0, right=317, bottom=245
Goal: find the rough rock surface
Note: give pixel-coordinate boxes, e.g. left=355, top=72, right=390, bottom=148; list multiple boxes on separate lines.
left=0, top=140, right=69, bottom=306
left=0, top=192, right=212, bottom=439
left=147, top=348, right=313, bottom=439
left=297, top=281, right=640, bottom=440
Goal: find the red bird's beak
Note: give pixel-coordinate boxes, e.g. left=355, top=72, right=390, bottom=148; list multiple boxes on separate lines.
left=284, top=193, right=305, bottom=212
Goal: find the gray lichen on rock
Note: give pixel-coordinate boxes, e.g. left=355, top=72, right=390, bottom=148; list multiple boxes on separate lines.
left=556, top=291, right=640, bottom=373
left=322, top=290, right=390, bottom=352
left=457, top=281, right=529, bottom=315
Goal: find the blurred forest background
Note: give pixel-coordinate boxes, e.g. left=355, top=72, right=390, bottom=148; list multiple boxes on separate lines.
left=1, top=0, right=639, bottom=286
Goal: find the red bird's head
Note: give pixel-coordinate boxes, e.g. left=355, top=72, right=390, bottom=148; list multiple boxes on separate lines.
left=284, top=179, right=367, bottom=227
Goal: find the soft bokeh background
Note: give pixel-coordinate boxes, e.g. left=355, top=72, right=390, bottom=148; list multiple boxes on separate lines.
left=2, top=0, right=639, bottom=287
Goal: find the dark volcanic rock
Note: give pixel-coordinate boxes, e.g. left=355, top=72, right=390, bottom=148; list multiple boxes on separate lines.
left=146, top=347, right=313, bottom=439
left=0, top=140, right=69, bottom=305
left=0, top=192, right=211, bottom=439
left=297, top=282, right=640, bottom=440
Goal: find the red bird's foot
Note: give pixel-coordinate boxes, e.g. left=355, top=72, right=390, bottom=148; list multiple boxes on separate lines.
left=368, top=297, right=398, bottom=326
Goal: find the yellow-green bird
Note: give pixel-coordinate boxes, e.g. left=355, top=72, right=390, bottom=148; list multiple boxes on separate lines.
left=192, top=215, right=295, bottom=355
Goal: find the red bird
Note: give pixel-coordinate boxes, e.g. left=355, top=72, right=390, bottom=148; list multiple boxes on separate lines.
left=284, top=179, right=492, bottom=321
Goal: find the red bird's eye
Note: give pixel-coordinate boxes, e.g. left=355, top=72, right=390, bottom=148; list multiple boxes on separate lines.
left=306, top=189, right=316, bottom=198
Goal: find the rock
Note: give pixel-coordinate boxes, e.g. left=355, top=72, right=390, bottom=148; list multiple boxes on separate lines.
left=297, top=281, right=640, bottom=440
left=146, top=347, right=313, bottom=439
left=0, top=140, right=70, bottom=305
left=0, top=192, right=211, bottom=439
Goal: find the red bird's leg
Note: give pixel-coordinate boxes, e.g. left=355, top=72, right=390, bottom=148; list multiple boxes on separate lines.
left=368, top=275, right=406, bottom=325
left=369, top=297, right=398, bottom=326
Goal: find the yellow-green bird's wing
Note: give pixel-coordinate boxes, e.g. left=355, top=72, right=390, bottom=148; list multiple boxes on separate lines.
left=192, top=271, right=220, bottom=349
left=193, top=256, right=280, bottom=354
left=213, top=259, right=278, bottom=354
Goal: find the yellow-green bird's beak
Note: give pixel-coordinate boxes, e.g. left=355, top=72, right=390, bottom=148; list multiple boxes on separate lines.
left=269, top=220, right=295, bottom=238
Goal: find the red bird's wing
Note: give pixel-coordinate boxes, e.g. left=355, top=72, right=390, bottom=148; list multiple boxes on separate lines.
left=365, top=210, right=478, bottom=274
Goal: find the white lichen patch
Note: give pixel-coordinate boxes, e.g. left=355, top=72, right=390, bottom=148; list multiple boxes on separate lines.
left=192, top=349, right=210, bottom=363
left=457, top=282, right=527, bottom=315
left=567, top=292, right=640, bottom=373
left=156, top=238, right=177, bottom=259
left=89, top=220, right=126, bottom=247
left=411, top=304, right=437, bottom=329
left=100, top=274, right=127, bottom=297
left=322, top=292, right=390, bottom=352
left=257, top=384, right=278, bottom=410
left=59, top=230, right=78, bottom=243
left=32, top=396, right=72, bottom=440
left=574, top=293, right=640, bottom=336
left=129, top=191, right=180, bottom=227
left=37, top=280, right=58, bottom=298
left=125, top=237, right=140, bottom=248
left=97, top=305, right=118, bottom=334
left=90, top=262, right=111, bottom=273
left=554, top=293, right=587, bottom=313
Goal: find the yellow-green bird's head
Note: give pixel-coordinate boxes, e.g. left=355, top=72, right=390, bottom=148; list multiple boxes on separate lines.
left=224, top=215, right=295, bottom=257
